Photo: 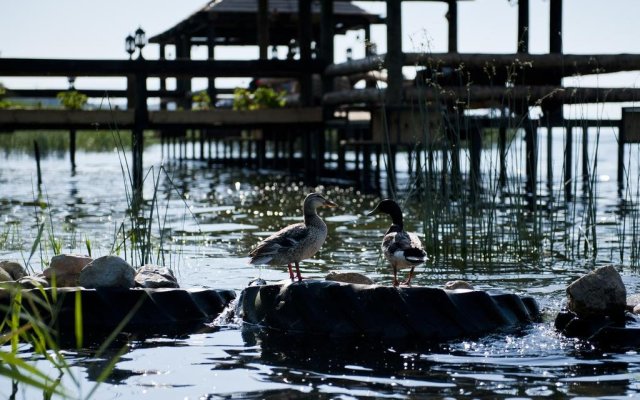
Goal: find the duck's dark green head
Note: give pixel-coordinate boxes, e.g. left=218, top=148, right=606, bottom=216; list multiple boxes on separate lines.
left=367, top=199, right=403, bottom=227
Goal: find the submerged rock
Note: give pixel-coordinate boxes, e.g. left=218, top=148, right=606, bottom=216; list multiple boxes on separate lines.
left=0, top=261, right=27, bottom=281
left=135, top=265, right=179, bottom=288
left=567, top=265, right=626, bottom=320
left=325, top=271, right=374, bottom=285
left=444, top=280, right=474, bottom=290
left=79, top=255, right=135, bottom=289
left=0, top=268, right=12, bottom=283
left=18, top=275, right=50, bottom=289
left=43, top=254, right=93, bottom=287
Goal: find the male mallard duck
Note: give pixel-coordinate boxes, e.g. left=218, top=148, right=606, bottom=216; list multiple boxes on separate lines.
left=249, top=193, right=338, bottom=282
left=368, top=199, right=427, bottom=287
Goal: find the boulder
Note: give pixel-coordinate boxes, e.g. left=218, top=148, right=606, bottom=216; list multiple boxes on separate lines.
left=43, top=254, right=93, bottom=287
left=0, top=261, right=27, bottom=280
left=135, top=265, right=179, bottom=288
left=325, top=271, right=374, bottom=285
left=566, top=265, right=626, bottom=320
left=79, top=256, right=135, bottom=289
left=0, top=268, right=13, bottom=283
left=444, top=280, right=474, bottom=290
left=18, top=275, right=50, bottom=289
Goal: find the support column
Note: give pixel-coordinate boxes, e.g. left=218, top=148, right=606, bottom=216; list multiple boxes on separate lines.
left=525, top=121, right=537, bottom=196
left=299, top=0, right=313, bottom=106
left=207, top=25, right=217, bottom=103
left=517, top=0, right=529, bottom=53
left=132, top=70, right=148, bottom=201
left=549, top=0, right=563, bottom=54
left=69, top=129, right=76, bottom=170
left=258, top=0, right=269, bottom=60
left=447, top=0, right=458, bottom=53
left=386, top=0, right=403, bottom=107
left=320, top=0, right=334, bottom=94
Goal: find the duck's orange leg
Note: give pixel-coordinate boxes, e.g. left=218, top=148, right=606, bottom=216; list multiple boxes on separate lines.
left=287, top=263, right=295, bottom=281
left=295, top=262, right=304, bottom=282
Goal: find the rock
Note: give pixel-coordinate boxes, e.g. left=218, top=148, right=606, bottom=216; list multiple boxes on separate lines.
left=444, top=280, right=474, bottom=290
left=79, top=256, right=135, bottom=289
left=567, top=265, right=626, bottom=320
left=0, top=268, right=13, bottom=283
left=43, top=254, right=93, bottom=287
left=135, top=265, right=179, bottom=288
left=0, top=261, right=27, bottom=280
left=634, top=304, right=640, bottom=315
left=18, top=276, right=50, bottom=289
left=325, top=271, right=374, bottom=285
left=627, top=294, right=640, bottom=312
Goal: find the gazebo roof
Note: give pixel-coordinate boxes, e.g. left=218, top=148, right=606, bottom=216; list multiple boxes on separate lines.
left=149, top=0, right=383, bottom=46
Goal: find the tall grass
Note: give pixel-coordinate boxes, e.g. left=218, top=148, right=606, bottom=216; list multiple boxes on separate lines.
left=374, top=55, right=640, bottom=269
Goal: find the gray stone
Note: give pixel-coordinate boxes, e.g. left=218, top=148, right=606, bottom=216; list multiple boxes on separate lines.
left=79, top=255, right=135, bottom=289
left=43, top=254, right=93, bottom=287
left=0, top=268, right=13, bottom=283
left=444, top=280, right=474, bottom=290
left=325, top=271, right=374, bottom=285
left=567, top=265, right=626, bottom=319
left=135, top=264, right=179, bottom=288
left=0, top=261, right=27, bottom=280
left=627, top=294, right=640, bottom=312
left=18, top=276, right=50, bottom=289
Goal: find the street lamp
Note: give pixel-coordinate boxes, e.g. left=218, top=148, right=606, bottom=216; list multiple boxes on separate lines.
left=125, top=34, right=136, bottom=59
left=134, top=26, right=146, bottom=59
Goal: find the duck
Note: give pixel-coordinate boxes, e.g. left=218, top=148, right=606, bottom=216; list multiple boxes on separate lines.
left=249, top=192, right=338, bottom=282
left=367, top=199, right=427, bottom=287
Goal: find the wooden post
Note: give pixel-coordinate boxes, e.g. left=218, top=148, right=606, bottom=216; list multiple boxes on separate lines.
left=386, top=0, right=403, bottom=107
left=132, top=69, right=148, bottom=199
left=499, top=109, right=507, bottom=187
left=447, top=0, right=458, bottom=53
left=258, top=0, right=269, bottom=60
left=470, top=126, right=482, bottom=199
left=582, top=125, right=589, bottom=184
left=565, top=123, right=573, bottom=200
left=618, top=118, right=625, bottom=191
left=207, top=25, right=217, bottom=104
left=517, top=0, right=529, bottom=53
left=525, top=122, right=537, bottom=196
left=320, top=0, right=334, bottom=95
left=69, top=129, right=76, bottom=170
left=34, top=140, right=42, bottom=187
left=299, top=0, right=313, bottom=106
left=550, top=0, right=563, bottom=54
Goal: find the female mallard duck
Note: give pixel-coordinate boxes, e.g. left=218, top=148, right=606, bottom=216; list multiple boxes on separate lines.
left=249, top=193, right=338, bottom=282
left=368, top=199, right=427, bottom=287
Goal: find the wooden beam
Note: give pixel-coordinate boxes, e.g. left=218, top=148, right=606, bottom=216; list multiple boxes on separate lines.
left=325, top=53, right=640, bottom=77
left=0, top=58, right=324, bottom=78
left=323, top=86, right=640, bottom=106
left=299, top=0, right=313, bottom=106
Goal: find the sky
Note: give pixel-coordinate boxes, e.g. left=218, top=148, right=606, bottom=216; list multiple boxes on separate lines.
left=1, top=0, right=640, bottom=115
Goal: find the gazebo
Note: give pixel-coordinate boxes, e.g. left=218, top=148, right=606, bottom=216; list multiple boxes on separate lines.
left=149, top=0, right=383, bottom=108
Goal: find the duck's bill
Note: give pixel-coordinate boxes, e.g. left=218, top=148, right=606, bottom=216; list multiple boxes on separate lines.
left=323, top=200, right=339, bottom=208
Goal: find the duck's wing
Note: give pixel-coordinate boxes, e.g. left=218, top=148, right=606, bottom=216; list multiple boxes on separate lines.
left=249, top=223, right=308, bottom=264
left=384, top=231, right=427, bottom=264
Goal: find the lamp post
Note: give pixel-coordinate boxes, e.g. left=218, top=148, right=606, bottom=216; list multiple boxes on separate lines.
left=125, top=34, right=135, bottom=59
left=134, top=26, right=147, bottom=59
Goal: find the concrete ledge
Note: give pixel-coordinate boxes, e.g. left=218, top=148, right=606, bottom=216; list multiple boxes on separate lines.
left=238, top=280, right=540, bottom=342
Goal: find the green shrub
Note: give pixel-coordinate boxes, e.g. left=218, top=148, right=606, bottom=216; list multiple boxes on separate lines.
left=232, top=87, right=286, bottom=110
left=56, top=91, right=88, bottom=110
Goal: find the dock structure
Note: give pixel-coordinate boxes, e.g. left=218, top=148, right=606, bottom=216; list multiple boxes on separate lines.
left=1, top=0, right=640, bottom=197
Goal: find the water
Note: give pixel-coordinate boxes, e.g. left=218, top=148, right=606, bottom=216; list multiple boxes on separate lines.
left=3, top=130, right=640, bottom=398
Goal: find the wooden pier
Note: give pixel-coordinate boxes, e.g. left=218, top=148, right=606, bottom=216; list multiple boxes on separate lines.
left=2, top=0, right=640, bottom=198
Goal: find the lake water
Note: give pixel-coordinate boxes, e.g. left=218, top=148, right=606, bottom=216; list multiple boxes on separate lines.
left=3, top=128, right=640, bottom=398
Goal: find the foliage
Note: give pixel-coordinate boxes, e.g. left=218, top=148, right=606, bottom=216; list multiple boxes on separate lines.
left=56, top=91, right=88, bottom=110
left=232, top=87, right=286, bottom=111
left=0, top=83, right=11, bottom=109
left=192, top=90, right=211, bottom=110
